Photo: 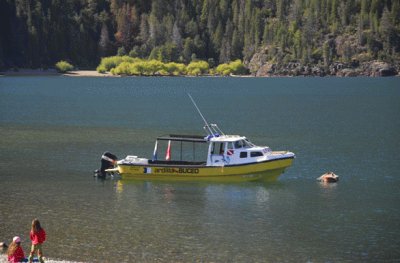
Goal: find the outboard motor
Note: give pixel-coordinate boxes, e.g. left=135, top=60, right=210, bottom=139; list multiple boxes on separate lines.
left=94, top=152, right=118, bottom=178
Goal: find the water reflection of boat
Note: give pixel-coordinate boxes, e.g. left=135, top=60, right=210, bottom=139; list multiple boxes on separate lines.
left=108, top=95, right=295, bottom=182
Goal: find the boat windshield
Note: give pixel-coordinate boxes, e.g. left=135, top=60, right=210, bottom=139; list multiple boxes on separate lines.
left=234, top=139, right=254, bottom=149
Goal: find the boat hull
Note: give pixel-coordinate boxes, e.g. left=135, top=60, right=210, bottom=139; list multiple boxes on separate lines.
left=117, top=157, right=294, bottom=182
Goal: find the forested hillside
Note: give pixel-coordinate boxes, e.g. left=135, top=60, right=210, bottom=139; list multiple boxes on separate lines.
left=1, top=0, right=399, bottom=75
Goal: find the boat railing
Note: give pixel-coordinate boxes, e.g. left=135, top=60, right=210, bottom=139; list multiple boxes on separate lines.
left=204, top=123, right=225, bottom=140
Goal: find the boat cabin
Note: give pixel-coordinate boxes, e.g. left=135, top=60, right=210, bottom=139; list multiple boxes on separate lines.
left=206, top=135, right=271, bottom=166
left=151, top=133, right=272, bottom=167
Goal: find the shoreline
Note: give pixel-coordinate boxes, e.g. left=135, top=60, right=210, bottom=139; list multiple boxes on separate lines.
left=0, top=69, right=398, bottom=78
left=0, top=254, right=84, bottom=263
left=0, top=69, right=114, bottom=77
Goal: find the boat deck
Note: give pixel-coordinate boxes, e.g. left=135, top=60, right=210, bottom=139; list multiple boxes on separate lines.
left=148, top=160, right=206, bottom=166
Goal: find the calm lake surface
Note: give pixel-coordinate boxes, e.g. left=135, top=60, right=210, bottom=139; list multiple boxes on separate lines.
left=0, top=76, right=399, bottom=262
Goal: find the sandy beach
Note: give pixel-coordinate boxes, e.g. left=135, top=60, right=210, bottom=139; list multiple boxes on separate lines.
left=62, top=70, right=113, bottom=77
left=0, top=69, right=113, bottom=77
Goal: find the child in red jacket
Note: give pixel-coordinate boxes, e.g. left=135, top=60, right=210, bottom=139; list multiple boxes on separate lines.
left=7, top=236, right=25, bottom=263
left=28, top=219, right=46, bottom=263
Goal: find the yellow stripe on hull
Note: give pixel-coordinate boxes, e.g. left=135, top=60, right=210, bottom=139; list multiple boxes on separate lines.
left=117, top=158, right=294, bottom=182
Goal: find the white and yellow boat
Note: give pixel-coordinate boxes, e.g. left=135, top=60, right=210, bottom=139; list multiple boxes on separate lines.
left=110, top=95, right=295, bottom=182
left=113, top=127, right=294, bottom=181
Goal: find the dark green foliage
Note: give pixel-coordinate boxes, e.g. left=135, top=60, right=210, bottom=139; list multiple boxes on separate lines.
left=1, top=0, right=399, bottom=70
left=117, top=47, right=127, bottom=56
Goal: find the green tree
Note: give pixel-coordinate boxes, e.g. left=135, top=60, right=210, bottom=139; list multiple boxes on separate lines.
left=380, top=6, right=396, bottom=55
left=183, top=38, right=194, bottom=63
left=118, top=47, right=127, bottom=56
left=99, top=23, right=112, bottom=57
left=2, top=0, right=400, bottom=71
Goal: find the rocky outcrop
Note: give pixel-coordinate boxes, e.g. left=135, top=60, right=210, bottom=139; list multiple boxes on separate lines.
left=248, top=47, right=399, bottom=77
left=255, top=62, right=275, bottom=76
left=362, top=61, right=398, bottom=77
left=247, top=46, right=270, bottom=76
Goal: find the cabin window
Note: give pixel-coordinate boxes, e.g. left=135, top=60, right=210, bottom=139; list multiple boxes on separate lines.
left=244, top=139, right=254, bottom=147
left=240, top=152, right=248, bottom=158
left=211, top=142, right=225, bottom=155
left=227, top=142, right=234, bottom=151
left=234, top=140, right=245, bottom=149
left=250, top=152, right=263, bottom=157
left=235, top=139, right=253, bottom=149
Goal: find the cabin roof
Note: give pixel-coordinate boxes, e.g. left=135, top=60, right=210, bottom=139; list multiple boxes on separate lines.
left=156, top=134, right=247, bottom=143
left=209, top=135, right=246, bottom=142
left=156, top=134, right=207, bottom=143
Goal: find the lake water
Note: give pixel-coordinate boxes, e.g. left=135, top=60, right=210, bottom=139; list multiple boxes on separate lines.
left=0, top=76, right=399, bottom=262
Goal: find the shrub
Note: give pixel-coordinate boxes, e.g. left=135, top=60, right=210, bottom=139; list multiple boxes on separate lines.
left=98, top=56, right=139, bottom=72
left=140, top=60, right=164, bottom=75
left=111, top=60, right=169, bottom=76
left=112, top=62, right=131, bottom=75
left=96, top=64, right=107, bottom=73
left=99, top=57, right=211, bottom=76
left=164, top=62, right=186, bottom=75
left=215, top=60, right=248, bottom=75
left=215, top=63, right=231, bottom=76
left=229, top=60, right=248, bottom=75
left=55, top=60, right=73, bottom=73
left=187, top=60, right=209, bottom=75
left=99, top=56, right=122, bottom=71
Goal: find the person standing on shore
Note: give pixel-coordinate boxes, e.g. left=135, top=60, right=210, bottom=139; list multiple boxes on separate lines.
left=28, top=219, right=46, bottom=263
left=7, top=236, right=25, bottom=263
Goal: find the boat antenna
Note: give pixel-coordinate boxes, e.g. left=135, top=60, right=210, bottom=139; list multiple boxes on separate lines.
left=187, top=93, right=214, bottom=135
